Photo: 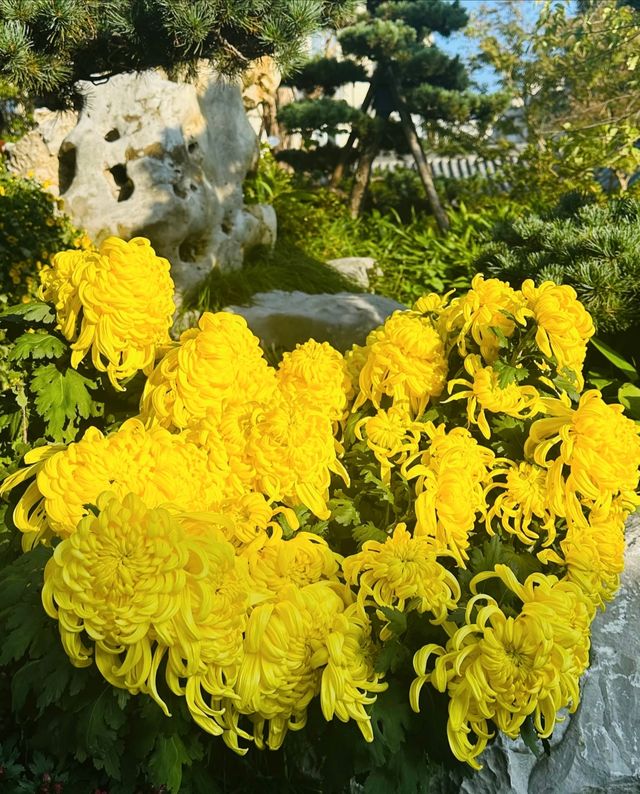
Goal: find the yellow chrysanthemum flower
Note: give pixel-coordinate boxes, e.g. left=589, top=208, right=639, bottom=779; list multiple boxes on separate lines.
left=525, top=390, right=640, bottom=524
left=521, top=279, right=594, bottom=387
left=249, top=398, right=349, bottom=520
left=355, top=406, right=426, bottom=483
left=41, top=493, right=250, bottom=726
left=139, top=311, right=276, bottom=429
left=344, top=342, right=369, bottom=388
left=39, top=237, right=175, bottom=389
left=441, top=274, right=530, bottom=362
left=485, top=461, right=556, bottom=545
left=354, top=312, right=448, bottom=417
left=411, top=566, right=592, bottom=769
left=314, top=603, right=388, bottom=743
left=230, top=582, right=345, bottom=750
left=412, top=291, right=453, bottom=316
left=1, top=419, right=224, bottom=548
left=539, top=501, right=627, bottom=608
left=404, top=424, right=495, bottom=565
left=277, top=340, right=352, bottom=424
left=342, top=523, right=460, bottom=628
left=244, top=525, right=341, bottom=593
left=446, top=354, right=541, bottom=439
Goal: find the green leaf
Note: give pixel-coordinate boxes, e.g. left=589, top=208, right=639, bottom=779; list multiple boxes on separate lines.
left=552, top=368, right=581, bottom=402
left=353, top=522, right=388, bottom=546
left=329, top=497, right=360, bottom=527
left=520, top=716, right=544, bottom=758
left=30, top=364, right=97, bottom=442
left=374, top=639, right=409, bottom=674
left=590, top=337, right=638, bottom=382
left=378, top=606, right=407, bottom=637
left=9, top=332, right=67, bottom=362
left=148, top=735, right=192, bottom=793
left=0, top=302, right=55, bottom=325
left=493, top=360, right=529, bottom=389
left=618, top=382, right=640, bottom=419
left=490, top=325, right=510, bottom=349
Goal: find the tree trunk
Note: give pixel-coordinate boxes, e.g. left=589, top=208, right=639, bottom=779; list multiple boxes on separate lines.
left=349, top=139, right=378, bottom=218
left=331, top=82, right=375, bottom=188
left=391, top=80, right=450, bottom=233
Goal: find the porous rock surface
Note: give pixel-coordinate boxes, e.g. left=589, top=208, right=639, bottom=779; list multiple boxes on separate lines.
left=438, top=513, right=640, bottom=794
left=225, top=290, right=406, bottom=351
left=6, top=69, right=275, bottom=297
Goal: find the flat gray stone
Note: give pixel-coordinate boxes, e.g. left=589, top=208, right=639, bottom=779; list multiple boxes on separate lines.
left=225, top=290, right=406, bottom=351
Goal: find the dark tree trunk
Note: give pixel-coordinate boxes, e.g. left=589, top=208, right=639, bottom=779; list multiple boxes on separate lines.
left=390, top=79, right=450, bottom=233
left=348, top=138, right=378, bottom=218
left=331, top=81, right=375, bottom=188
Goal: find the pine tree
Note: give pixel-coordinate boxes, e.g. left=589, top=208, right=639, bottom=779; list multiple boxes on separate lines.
left=278, top=0, right=505, bottom=228
left=0, top=0, right=353, bottom=107
left=473, top=195, right=640, bottom=343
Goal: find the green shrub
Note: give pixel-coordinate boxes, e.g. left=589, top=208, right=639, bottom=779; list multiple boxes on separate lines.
left=214, top=150, right=527, bottom=311
left=0, top=169, right=85, bottom=306
left=473, top=196, right=640, bottom=337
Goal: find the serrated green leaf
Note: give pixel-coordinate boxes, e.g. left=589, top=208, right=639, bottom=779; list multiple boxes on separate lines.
left=493, top=360, right=529, bottom=389
left=353, top=522, right=388, bottom=546
left=378, top=606, right=407, bottom=637
left=0, top=302, right=55, bottom=324
left=329, top=498, right=360, bottom=526
left=9, top=332, right=66, bottom=362
left=374, top=639, right=409, bottom=674
left=148, top=735, right=191, bottom=793
left=30, top=364, right=97, bottom=442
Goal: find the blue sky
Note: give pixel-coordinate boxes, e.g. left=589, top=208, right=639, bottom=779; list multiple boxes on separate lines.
left=434, top=0, right=576, bottom=90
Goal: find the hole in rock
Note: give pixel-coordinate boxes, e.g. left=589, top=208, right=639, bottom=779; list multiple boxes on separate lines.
left=188, top=141, right=199, bottom=153
left=108, top=163, right=135, bottom=202
left=104, top=129, right=120, bottom=142
left=58, top=143, right=77, bottom=195
left=179, top=236, right=208, bottom=263
left=173, top=183, right=187, bottom=198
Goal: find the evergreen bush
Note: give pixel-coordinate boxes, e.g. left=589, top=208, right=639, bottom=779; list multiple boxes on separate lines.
left=473, top=196, right=640, bottom=338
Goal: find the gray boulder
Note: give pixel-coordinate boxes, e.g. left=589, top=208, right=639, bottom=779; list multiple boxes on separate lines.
left=6, top=69, right=275, bottom=299
left=326, top=257, right=379, bottom=289
left=225, top=290, right=406, bottom=351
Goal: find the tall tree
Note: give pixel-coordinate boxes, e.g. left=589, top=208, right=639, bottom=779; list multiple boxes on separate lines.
left=471, top=0, right=640, bottom=199
left=280, top=0, right=505, bottom=229
left=0, top=0, right=353, bottom=107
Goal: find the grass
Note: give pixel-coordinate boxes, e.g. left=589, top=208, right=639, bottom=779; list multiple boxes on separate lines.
left=184, top=240, right=362, bottom=314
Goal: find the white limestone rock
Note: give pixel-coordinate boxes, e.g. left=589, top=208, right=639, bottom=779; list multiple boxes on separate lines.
left=7, top=69, right=275, bottom=298
left=5, top=107, right=77, bottom=191
left=225, top=290, right=406, bottom=351
left=326, top=257, right=379, bottom=289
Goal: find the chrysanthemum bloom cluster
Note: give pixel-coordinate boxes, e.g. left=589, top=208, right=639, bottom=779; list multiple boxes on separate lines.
left=410, top=565, right=593, bottom=769
left=39, top=237, right=175, bottom=388
left=521, top=279, right=594, bottom=387
left=3, top=247, right=639, bottom=771
left=140, top=316, right=350, bottom=519
left=42, top=492, right=250, bottom=726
